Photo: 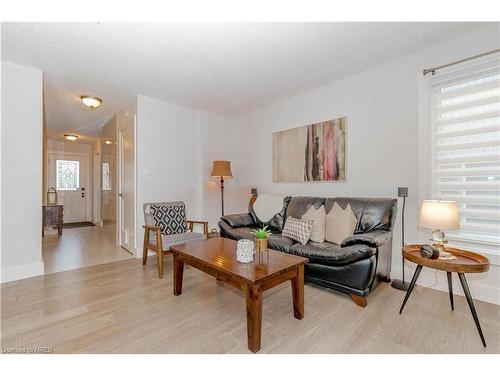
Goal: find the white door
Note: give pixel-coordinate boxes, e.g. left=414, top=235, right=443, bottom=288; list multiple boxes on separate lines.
left=118, top=116, right=135, bottom=254
left=48, top=153, right=88, bottom=223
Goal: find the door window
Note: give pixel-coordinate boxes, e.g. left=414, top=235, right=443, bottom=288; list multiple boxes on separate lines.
left=56, top=160, right=80, bottom=190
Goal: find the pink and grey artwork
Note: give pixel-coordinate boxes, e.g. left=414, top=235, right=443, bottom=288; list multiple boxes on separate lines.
left=273, top=117, right=346, bottom=182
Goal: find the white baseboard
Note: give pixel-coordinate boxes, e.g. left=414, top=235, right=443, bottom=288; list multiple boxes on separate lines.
left=1, top=262, right=44, bottom=283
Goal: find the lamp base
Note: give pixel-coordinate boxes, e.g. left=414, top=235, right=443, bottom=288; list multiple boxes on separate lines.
left=391, top=279, right=410, bottom=291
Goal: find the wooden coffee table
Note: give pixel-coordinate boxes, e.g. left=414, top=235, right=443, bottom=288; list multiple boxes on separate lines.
left=170, top=237, right=309, bottom=352
left=399, top=245, right=490, bottom=347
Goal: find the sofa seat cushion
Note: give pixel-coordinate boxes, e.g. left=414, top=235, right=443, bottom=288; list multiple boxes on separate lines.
left=267, top=233, right=296, bottom=252
left=219, top=222, right=296, bottom=252
left=286, top=241, right=377, bottom=266
left=218, top=221, right=260, bottom=240
left=150, top=231, right=205, bottom=250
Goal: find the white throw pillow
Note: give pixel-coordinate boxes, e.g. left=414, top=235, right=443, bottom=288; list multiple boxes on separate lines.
left=325, top=202, right=358, bottom=245
left=252, top=194, right=286, bottom=222
left=301, top=205, right=326, bottom=243
left=282, top=217, right=313, bottom=246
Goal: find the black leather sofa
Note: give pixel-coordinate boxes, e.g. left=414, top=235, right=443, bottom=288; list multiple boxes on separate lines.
left=219, top=196, right=397, bottom=307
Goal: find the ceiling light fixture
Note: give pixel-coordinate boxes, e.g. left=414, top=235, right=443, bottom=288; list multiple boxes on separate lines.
left=104, top=140, right=113, bottom=145
left=64, top=134, right=78, bottom=141
left=80, top=95, right=102, bottom=110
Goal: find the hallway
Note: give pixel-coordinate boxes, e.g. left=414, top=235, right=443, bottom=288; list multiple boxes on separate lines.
left=42, top=224, right=133, bottom=274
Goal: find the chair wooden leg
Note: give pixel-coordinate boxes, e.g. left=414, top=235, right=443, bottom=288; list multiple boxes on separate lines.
left=157, top=250, right=163, bottom=279
left=156, top=231, right=164, bottom=279
left=142, top=229, right=149, bottom=265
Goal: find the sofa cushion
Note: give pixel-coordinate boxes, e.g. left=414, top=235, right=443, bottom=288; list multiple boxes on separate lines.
left=285, top=241, right=377, bottom=266
left=150, top=231, right=205, bottom=250
left=324, top=197, right=397, bottom=234
left=224, top=226, right=258, bottom=241
left=286, top=196, right=326, bottom=220
left=267, top=233, right=296, bottom=252
left=301, top=205, right=326, bottom=243
left=325, top=202, right=357, bottom=244
left=282, top=217, right=313, bottom=245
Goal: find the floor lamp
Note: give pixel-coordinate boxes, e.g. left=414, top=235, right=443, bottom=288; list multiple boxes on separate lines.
left=211, top=160, right=233, bottom=217
left=391, top=187, right=410, bottom=291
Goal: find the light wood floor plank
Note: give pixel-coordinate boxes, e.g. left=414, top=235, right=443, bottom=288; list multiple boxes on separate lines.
left=2, top=256, right=499, bottom=353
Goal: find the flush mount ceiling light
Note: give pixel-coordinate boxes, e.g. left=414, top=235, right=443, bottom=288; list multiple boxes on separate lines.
left=80, top=95, right=102, bottom=110
left=104, top=140, right=113, bottom=145
left=64, top=134, right=78, bottom=141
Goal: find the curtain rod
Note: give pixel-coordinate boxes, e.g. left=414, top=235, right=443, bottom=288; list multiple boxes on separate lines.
left=422, top=49, right=500, bottom=76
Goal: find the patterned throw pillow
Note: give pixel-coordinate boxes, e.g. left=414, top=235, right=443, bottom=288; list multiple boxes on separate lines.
left=282, top=217, right=313, bottom=245
left=150, top=204, right=187, bottom=235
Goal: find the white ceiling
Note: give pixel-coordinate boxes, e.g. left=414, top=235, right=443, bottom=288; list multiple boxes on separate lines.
left=1, top=22, right=488, bottom=137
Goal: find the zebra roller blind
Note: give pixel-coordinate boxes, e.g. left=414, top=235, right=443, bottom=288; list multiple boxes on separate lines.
left=431, top=59, right=500, bottom=245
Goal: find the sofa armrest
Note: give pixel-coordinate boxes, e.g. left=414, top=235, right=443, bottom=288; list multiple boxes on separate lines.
left=341, top=229, right=392, bottom=248
left=221, top=213, right=256, bottom=228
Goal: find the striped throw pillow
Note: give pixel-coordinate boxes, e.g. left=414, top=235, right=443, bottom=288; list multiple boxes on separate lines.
left=282, top=217, right=313, bottom=245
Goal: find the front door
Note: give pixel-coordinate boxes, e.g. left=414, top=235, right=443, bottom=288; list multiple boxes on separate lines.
left=48, top=153, right=89, bottom=223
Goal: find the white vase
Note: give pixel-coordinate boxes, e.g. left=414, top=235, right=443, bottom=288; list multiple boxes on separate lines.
left=236, top=239, right=254, bottom=263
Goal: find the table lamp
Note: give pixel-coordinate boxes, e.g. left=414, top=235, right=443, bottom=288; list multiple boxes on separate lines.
left=419, top=200, right=460, bottom=249
left=211, top=160, right=233, bottom=216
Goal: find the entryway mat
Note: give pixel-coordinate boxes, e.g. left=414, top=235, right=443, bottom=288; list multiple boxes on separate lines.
left=62, top=221, right=96, bottom=229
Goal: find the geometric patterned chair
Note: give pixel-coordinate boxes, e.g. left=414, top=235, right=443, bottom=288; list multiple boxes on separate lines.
left=143, top=201, right=208, bottom=279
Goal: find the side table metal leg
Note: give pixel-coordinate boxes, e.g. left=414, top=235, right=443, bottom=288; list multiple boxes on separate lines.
left=457, top=273, right=486, bottom=347
left=447, top=272, right=454, bottom=311
left=399, top=265, right=422, bottom=314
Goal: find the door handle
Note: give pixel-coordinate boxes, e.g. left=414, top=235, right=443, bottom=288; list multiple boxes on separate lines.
left=118, top=193, right=123, bottom=197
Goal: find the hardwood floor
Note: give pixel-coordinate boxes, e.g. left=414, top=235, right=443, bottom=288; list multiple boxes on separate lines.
left=1, top=256, right=499, bottom=353
left=42, top=224, right=133, bottom=274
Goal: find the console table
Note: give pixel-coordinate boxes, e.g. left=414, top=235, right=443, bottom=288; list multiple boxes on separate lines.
left=42, top=204, right=63, bottom=236
left=399, top=244, right=490, bottom=347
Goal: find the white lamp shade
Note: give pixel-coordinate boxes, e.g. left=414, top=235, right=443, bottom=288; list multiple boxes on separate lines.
left=419, top=200, right=460, bottom=230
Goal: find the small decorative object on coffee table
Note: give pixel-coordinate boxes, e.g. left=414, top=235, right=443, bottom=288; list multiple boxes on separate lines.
left=252, top=225, right=271, bottom=264
left=170, top=238, right=308, bottom=352
left=236, top=239, right=254, bottom=263
left=399, top=245, right=490, bottom=347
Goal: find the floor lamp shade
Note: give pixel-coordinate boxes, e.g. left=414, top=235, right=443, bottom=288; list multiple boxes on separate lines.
left=211, top=160, right=233, bottom=217
left=210, top=160, right=233, bottom=179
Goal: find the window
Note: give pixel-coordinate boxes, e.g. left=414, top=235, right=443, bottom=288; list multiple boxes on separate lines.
left=56, top=160, right=80, bottom=190
left=431, top=60, right=500, bottom=245
left=102, top=162, right=111, bottom=191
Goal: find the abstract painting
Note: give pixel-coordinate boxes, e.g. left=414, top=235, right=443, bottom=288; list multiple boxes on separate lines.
left=273, top=117, right=346, bottom=182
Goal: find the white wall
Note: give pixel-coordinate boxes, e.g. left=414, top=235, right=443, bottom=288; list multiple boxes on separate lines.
left=222, top=24, right=500, bottom=304
left=135, top=95, right=204, bottom=255
left=1, top=61, right=44, bottom=282
left=199, top=110, right=245, bottom=230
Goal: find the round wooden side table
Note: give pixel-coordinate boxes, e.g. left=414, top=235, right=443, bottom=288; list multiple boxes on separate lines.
left=399, top=244, right=490, bottom=347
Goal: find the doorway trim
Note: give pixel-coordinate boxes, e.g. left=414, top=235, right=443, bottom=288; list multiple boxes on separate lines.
left=46, top=150, right=92, bottom=223
left=117, top=114, right=137, bottom=256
